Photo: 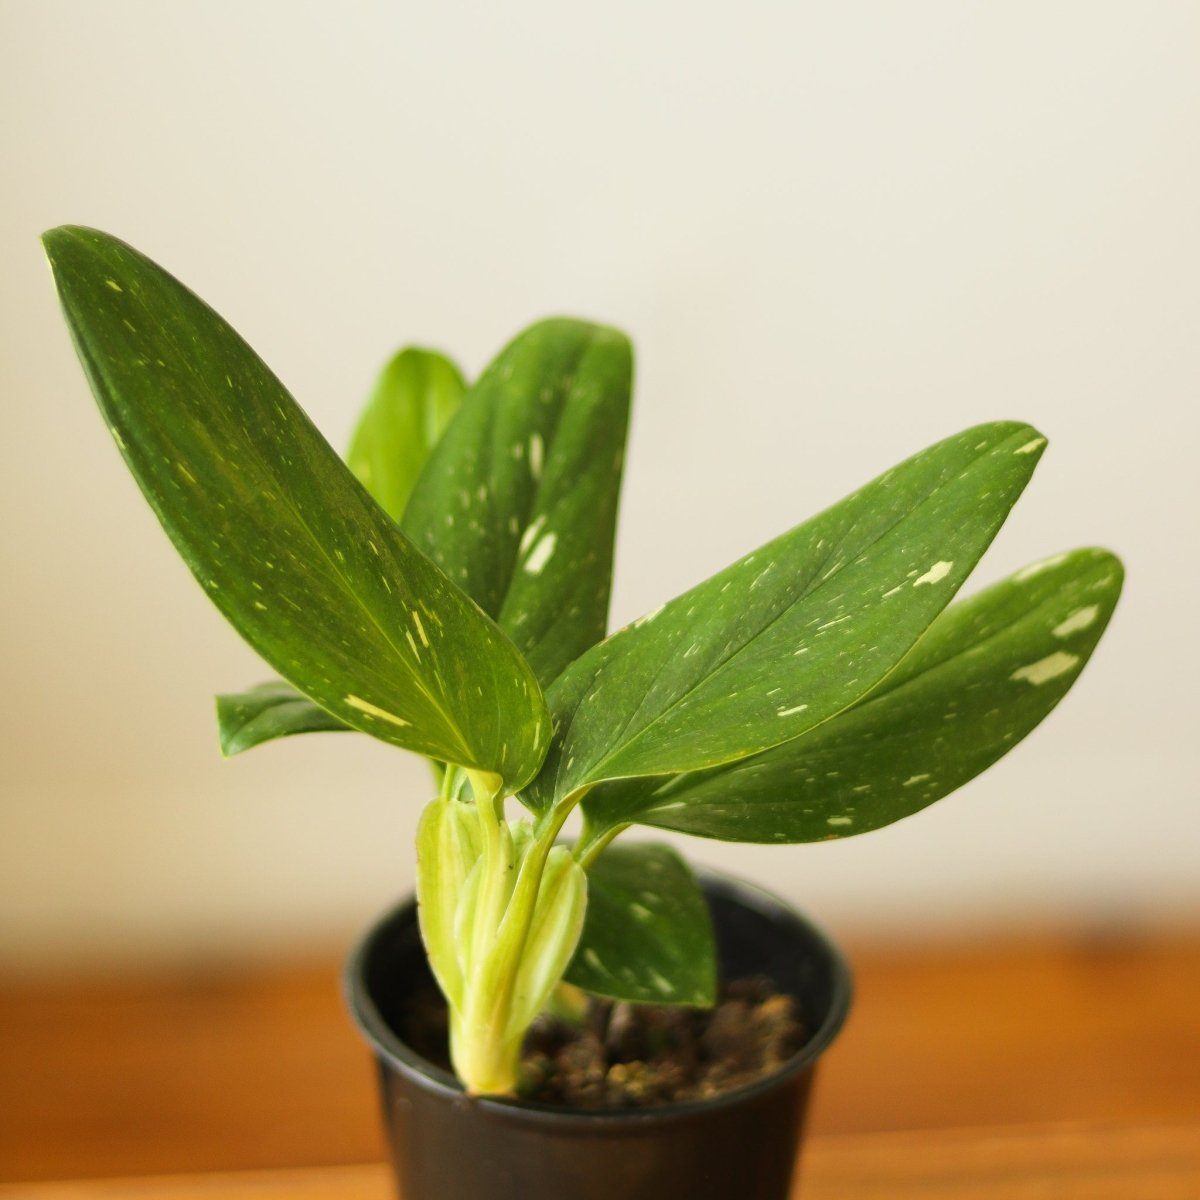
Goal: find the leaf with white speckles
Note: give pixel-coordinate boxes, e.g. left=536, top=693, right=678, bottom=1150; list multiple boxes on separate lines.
left=45, top=226, right=548, bottom=788
left=402, top=319, right=632, bottom=685
left=214, top=350, right=466, bottom=757
left=566, top=842, right=715, bottom=1006
left=522, top=421, right=1046, bottom=815
left=584, top=548, right=1123, bottom=842
left=215, top=681, right=349, bottom=756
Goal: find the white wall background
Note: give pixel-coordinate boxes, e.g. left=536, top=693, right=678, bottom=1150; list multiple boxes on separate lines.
left=2, top=1, right=1197, bottom=968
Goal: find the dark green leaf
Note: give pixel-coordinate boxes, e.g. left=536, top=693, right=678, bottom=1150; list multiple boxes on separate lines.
left=346, top=347, right=466, bottom=523
left=214, top=350, right=466, bottom=758
left=402, top=318, right=632, bottom=685
left=216, top=682, right=348, bottom=756
left=566, top=842, right=716, bottom=1006
left=45, top=226, right=548, bottom=788
left=586, top=548, right=1122, bottom=841
left=522, top=422, right=1047, bottom=813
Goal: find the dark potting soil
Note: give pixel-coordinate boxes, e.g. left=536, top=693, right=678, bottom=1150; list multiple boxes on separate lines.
left=397, top=977, right=806, bottom=1109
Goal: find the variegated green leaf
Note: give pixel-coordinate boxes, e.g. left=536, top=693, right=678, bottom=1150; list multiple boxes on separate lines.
left=347, top=347, right=466, bottom=522
left=215, top=349, right=466, bottom=756
left=522, top=422, right=1046, bottom=814
left=216, top=681, right=348, bottom=756
left=566, top=842, right=715, bottom=1006
left=45, top=226, right=548, bottom=787
left=402, top=318, right=632, bottom=685
left=585, top=548, right=1123, bottom=841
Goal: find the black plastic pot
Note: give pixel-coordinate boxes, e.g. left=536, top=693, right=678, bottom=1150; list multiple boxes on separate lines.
left=345, top=871, right=852, bottom=1200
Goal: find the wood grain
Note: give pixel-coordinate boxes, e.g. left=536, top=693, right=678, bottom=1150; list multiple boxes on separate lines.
left=0, top=1123, right=1196, bottom=1199
left=2, top=934, right=1198, bottom=1183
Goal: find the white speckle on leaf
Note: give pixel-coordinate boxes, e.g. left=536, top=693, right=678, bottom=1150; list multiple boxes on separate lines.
left=1053, top=605, right=1099, bottom=638
left=405, top=630, right=420, bottom=658
left=913, top=561, right=953, bottom=587
left=634, top=603, right=666, bottom=628
left=827, top=815, right=853, bottom=827
left=777, top=703, right=808, bottom=717
left=630, top=903, right=652, bottom=922
left=109, top=427, right=126, bottom=450
left=345, top=695, right=411, bottom=727
left=583, top=948, right=604, bottom=971
left=529, top=433, right=544, bottom=479
left=649, top=970, right=673, bottom=995
left=1014, top=437, right=1047, bottom=455
left=412, top=610, right=430, bottom=647
left=1015, top=552, right=1069, bottom=582
left=525, top=532, right=556, bottom=573
left=104, top=278, right=123, bottom=292
left=524, top=533, right=557, bottom=575
left=750, top=563, right=776, bottom=589
left=518, top=515, right=545, bottom=555
left=1011, top=652, right=1079, bottom=686
left=903, top=773, right=931, bottom=787
left=817, top=615, right=851, bottom=631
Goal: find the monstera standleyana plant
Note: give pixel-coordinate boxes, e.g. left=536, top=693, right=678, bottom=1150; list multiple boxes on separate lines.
left=44, top=226, right=1122, bottom=1095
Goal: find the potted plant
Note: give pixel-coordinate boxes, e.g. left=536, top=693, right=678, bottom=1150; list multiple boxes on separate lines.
left=44, top=225, right=1122, bottom=1200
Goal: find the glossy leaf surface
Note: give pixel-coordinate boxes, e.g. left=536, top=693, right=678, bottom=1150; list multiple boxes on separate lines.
left=585, top=548, right=1123, bottom=841
left=346, top=347, right=466, bottom=522
left=45, top=226, right=548, bottom=786
left=402, top=318, right=632, bottom=685
left=214, top=350, right=466, bottom=756
left=566, top=842, right=716, bottom=1006
left=523, top=422, right=1046, bottom=813
left=216, top=682, right=348, bottom=756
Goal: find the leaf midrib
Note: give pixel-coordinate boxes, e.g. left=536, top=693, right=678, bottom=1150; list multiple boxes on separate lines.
left=581, top=429, right=1030, bottom=787
left=73, top=257, right=472, bottom=760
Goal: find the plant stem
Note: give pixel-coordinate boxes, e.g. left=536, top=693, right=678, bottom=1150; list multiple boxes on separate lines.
left=452, top=786, right=581, bottom=1095
left=574, top=814, right=630, bottom=870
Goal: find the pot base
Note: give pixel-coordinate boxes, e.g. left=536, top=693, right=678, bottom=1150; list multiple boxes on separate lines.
left=346, top=872, right=852, bottom=1200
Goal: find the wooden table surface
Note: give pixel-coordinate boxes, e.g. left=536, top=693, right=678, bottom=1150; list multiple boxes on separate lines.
left=1, top=1122, right=1197, bottom=1199
left=3, top=932, right=1198, bottom=1191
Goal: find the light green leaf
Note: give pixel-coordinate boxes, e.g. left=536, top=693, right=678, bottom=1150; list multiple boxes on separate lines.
left=522, top=422, right=1046, bottom=814
left=216, top=681, right=348, bottom=756
left=416, top=799, right=483, bottom=1011
left=402, top=318, right=632, bottom=685
left=45, top=225, right=548, bottom=787
left=347, top=347, right=466, bottom=523
left=586, top=548, right=1123, bottom=842
left=565, top=842, right=715, bottom=1007
left=505, top=846, right=587, bottom=1040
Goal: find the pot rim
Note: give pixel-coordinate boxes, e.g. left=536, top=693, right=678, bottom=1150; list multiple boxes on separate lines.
left=344, top=866, right=853, bottom=1127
